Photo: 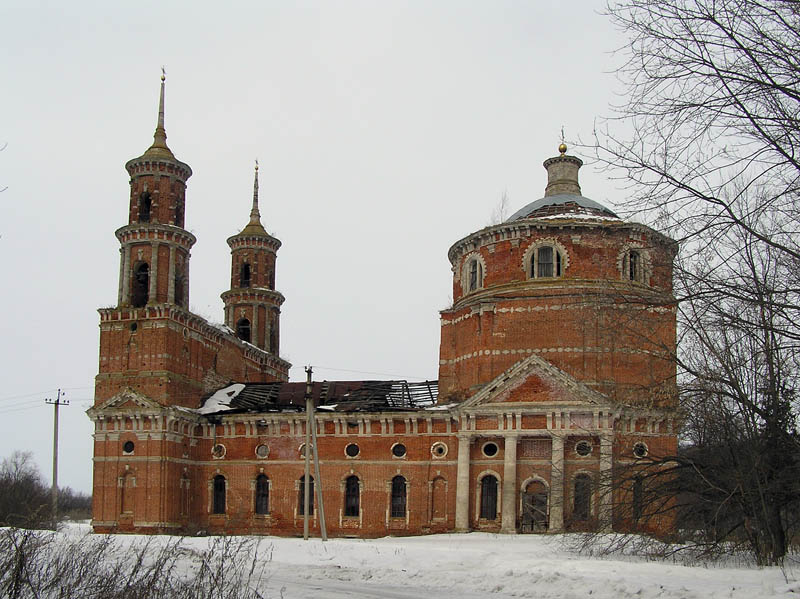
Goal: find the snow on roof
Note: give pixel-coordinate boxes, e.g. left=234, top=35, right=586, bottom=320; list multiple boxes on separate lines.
left=197, top=383, right=245, bottom=414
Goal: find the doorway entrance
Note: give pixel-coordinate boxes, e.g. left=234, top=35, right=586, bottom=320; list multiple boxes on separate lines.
left=520, top=480, right=548, bottom=532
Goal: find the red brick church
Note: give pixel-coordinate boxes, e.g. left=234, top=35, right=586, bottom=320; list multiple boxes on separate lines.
left=88, top=76, right=678, bottom=537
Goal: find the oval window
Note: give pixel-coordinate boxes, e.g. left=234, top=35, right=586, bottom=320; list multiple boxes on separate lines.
left=345, top=443, right=360, bottom=458
left=575, top=441, right=592, bottom=457
left=482, top=442, right=499, bottom=457
left=122, top=440, right=135, bottom=454
left=392, top=443, right=407, bottom=458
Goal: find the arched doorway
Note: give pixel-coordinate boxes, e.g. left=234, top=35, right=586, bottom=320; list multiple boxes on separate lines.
left=520, top=480, right=548, bottom=532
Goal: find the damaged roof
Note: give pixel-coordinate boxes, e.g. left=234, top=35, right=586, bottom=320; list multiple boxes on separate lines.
left=198, top=380, right=438, bottom=416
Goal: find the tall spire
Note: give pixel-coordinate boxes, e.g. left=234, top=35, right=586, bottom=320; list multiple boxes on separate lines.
left=237, top=160, right=268, bottom=236
left=144, top=68, right=174, bottom=158
left=250, top=160, right=262, bottom=224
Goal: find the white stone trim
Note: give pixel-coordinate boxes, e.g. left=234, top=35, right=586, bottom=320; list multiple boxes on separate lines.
left=521, top=237, right=570, bottom=278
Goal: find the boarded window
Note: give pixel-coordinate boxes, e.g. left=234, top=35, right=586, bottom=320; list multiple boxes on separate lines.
left=391, top=476, right=406, bottom=518
left=255, top=474, right=269, bottom=515
left=480, top=475, right=498, bottom=520
left=344, top=475, right=360, bottom=517
left=212, top=475, right=226, bottom=514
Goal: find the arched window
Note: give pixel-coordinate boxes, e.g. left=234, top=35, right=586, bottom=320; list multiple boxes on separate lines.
left=533, top=245, right=562, bottom=278
left=468, top=259, right=483, bottom=291
left=132, top=263, right=149, bottom=307
left=573, top=474, right=592, bottom=521
left=240, top=263, right=251, bottom=288
left=298, top=475, right=314, bottom=515
left=236, top=318, right=251, bottom=343
left=344, top=475, right=360, bottom=517
left=480, top=475, right=498, bottom=520
left=255, top=474, right=269, bottom=515
left=623, top=249, right=645, bottom=283
left=138, top=192, right=151, bottom=223
left=212, top=475, right=226, bottom=514
left=391, top=475, right=406, bottom=518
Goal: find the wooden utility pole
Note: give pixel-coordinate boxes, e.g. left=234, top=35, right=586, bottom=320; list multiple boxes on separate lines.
left=310, top=374, right=327, bottom=541
left=303, top=368, right=312, bottom=540
left=45, top=389, right=68, bottom=527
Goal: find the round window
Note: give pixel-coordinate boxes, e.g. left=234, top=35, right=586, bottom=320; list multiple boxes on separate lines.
left=122, top=440, right=135, bottom=454
left=392, top=443, right=407, bottom=458
left=345, top=443, right=360, bottom=458
left=255, top=444, right=269, bottom=459
left=212, top=444, right=226, bottom=458
left=431, top=442, right=448, bottom=458
left=575, top=440, right=592, bottom=457
left=632, top=442, right=648, bottom=458
left=482, top=442, right=499, bottom=457
left=130, top=322, right=138, bottom=333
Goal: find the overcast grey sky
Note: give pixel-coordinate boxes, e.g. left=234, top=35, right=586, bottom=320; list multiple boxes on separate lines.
left=0, top=1, right=629, bottom=493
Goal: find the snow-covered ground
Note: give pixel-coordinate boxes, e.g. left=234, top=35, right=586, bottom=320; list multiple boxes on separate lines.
left=57, top=523, right=797, bottom=598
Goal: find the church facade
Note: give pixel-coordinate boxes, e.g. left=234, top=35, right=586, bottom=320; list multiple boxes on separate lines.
left=88, top=77, right=678, bottom=537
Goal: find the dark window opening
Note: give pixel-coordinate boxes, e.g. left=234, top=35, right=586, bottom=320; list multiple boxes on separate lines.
left=633, top=442, right=648, bottom=458
left=573, top=474, right=591, bottom=521
left=392, top=443, right=407, bottom=458
left=268, top=269, right=275, bottom=290
left=240, top=263, right=251, bottom=288
left=122, top=440, right=135, bottom=454
left=298, top=475, right=314, bottom=516
left=255, top=474, right=269, bottom=515
left=237, top=318, right=251, bottom=343
left=391, top=476, right=406, bottom=518
left=344, top=475, right=360, bottom=517
left=575, top=441, right=592, bottom=457
left=483, top=442, right=499, bottom=457
left=480, top=475, right=498, bottom=519
left=212, top=475, right=226, bottom=514
left=175, top=199, right=184, bottom=228
left=132, top=263, right=149, bottom=307
left=174, top=273, right=185, bottom=306
left=628, top=251, right=641, bottom=282
left=138, top=192, right=151, bottom=223
left=345, top=443, right=360, bottom=458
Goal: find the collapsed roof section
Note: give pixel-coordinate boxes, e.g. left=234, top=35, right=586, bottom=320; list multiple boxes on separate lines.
left=198, top=380, right=439, bottom=416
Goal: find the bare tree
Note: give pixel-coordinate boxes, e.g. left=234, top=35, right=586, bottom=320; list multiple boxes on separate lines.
left=589, top=1, right=800, bottom=564
left=0, top=452, right=50, bottom=528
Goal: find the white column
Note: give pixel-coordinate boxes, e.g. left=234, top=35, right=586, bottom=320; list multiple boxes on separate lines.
left=599, top=434, right=613, bottom=532
left=501, top=434, right=518, bottom=533
left=167, top=245, right=176, bottom=304
left=549, top=435, right=564, bottom=532
left=149, top=242, right=159, bottom=303
left=455, top=434, right=471, bottom=532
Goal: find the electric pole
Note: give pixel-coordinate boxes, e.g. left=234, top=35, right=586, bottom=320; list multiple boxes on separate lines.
left=45, top=389, right=68, bottom=527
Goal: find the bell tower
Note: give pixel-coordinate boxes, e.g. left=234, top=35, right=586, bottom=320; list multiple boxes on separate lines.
left=117, top=70, right=195, bottom=309
left=221, top=162, right=285, bottom=354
